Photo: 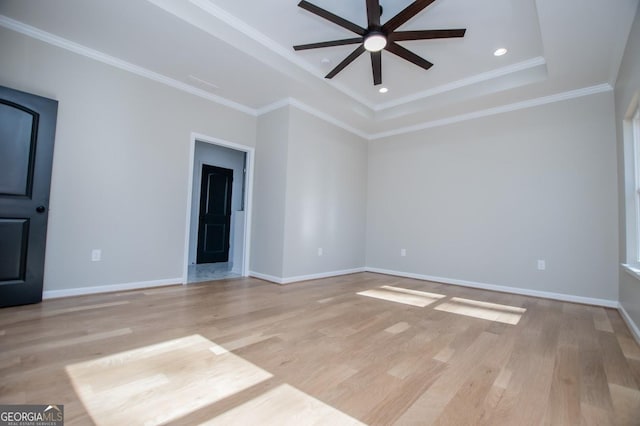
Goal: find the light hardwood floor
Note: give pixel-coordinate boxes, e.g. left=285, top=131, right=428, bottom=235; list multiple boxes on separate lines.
left=1, top=273, right=639, bottom=425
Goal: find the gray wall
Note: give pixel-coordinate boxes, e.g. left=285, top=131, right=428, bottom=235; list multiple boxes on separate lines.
left=251, top=106, right=368, bottom=280
left=0, top=27, right=256, bottom=291
left=251, top=108, right=289, bottom=278
left=367, top=92, right=619, bottom=301
left=282, top=107, right=367, bottom=277
left=188, top=142, right=245, bottom=265
left=616, top=7, right=640, bottom=330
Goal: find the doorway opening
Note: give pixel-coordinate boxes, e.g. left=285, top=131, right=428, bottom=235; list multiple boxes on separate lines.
left=183, top=134, right=254, bottom=284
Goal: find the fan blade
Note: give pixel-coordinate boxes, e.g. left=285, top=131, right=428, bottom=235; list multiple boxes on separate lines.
left=391, top=29, right=466, bottom=42
left=385, top=42, right=433, bottom=70
left=294, top=38, right=363, bottom=51
left=366, top=0, right=381, bottom=27
left=326, top=45, right=366, bottom=79
left=371, top=51, right=382, bottom=85
left=298, top=1, right=366, bottom=36
left=383, top=0, right=437, bottom=33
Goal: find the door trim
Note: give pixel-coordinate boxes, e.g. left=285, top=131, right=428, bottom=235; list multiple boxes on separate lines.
left=182, top=133, right=254, bottom=283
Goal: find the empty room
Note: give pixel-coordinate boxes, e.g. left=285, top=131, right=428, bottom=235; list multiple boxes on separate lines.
left=1, top=0, right=640, bottom=424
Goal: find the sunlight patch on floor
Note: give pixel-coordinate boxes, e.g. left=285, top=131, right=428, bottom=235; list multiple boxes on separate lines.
left=357, top=286, right=446, bottom=307
left=435, top=297, right=526, bottom=325
left=201, top=384, right=365, bottom=425
left=66, top=334, right=272, bottom=425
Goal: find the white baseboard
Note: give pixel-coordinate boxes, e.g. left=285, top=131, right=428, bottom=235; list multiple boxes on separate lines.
left=248, top=271, right=284, bottom=284
left=618, top=303, right=640, bottom=345
left=365, top=267, right=619, bottom=308
left=249, top=267, right=366, bottom=285
left=39, top=267, right=639, bottom=344
left=43, top=277, right=183, bottom=299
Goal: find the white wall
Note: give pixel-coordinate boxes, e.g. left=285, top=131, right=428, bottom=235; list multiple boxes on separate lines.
left=282, top=107, right=367, bottom=278
left=367, top=92, right=619, bottom=301
left=251, top=106, right=368, bottom=281
left=251, top=108, right=289, bottom=278
left=188, top=142, right=245, bottom=265
left=616, top=6, right=640, bottom=332
left=0, top=27, right=256, bottom=291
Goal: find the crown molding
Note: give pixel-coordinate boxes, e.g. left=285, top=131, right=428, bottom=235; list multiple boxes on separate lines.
left=255, top=98, right=292, bottom=116
left=374, top=57, right=547, bottom=111
left=188, top=0, right=551, bottom=115
left=1, top=14, right=615, bottom=143
left=0, top=15, right=257, bottom=116
left=288, top=98, right=370, bottom=139
left=189, top=0, right=375, bottom=108
left=369, top=83, right=613, bottom=140
left=257, top=98, right=370, bottom=140
left=257, top=83, right=613, bottom=141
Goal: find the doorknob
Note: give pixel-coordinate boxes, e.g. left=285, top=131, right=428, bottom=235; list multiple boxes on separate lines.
left=36, top=205, right=46, bottom=213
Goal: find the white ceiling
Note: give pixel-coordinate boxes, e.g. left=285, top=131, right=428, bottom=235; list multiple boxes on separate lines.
left=1, top=0, right=638, bottom=138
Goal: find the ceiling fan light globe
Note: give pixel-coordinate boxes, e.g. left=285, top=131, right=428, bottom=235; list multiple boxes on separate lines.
left=364, top=33, right=387, bottom=52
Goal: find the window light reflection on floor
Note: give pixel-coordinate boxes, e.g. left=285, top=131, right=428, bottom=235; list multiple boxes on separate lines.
left=357, top=286, right=446, bottom=307
left=66, top=334, right=272, bottom=425
left=66, top=334, right=364, bottom=425
left=435, top=297, right=526, bottom=325
left=357, top=286, right=526, bottom=325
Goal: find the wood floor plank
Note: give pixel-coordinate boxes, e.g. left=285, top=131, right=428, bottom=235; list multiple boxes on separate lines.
left=0, top=273, right=638, bottom=425
left=593, top=307, right=615, bottom=333
left=599, top=331, right=640, bottom=390
left=433, top=329, right=515, bottom=425
left=545, top=344, right=582, bottom=424
left=609, top=383, right=640, bottom=425
left=394, top=331, right=500, bottom=425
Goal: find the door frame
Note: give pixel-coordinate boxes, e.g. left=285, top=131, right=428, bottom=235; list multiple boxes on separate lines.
left=182, top=132, right=254, bottom=283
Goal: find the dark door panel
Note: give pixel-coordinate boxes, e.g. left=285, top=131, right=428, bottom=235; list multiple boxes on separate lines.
left=0, top=218, right=29, bottom=282
left=197, top=165, right=233, bottom=264
left=0, top=102, right=36, bottom=196
left=0, top=86, right=57, bottom=307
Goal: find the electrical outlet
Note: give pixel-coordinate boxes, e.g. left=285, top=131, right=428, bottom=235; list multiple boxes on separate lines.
left=91, top=249, right=101, bottom=262
left=400, top=248, right=407, bottom=257
left=317, top=247, right=323, bottom=256
left=537, top=259, right=546, bottom=270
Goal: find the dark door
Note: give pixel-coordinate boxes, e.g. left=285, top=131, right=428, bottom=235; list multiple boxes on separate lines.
left=197, top=165, right=233, bottom=264
left=0, top=86, right=58, bottom=308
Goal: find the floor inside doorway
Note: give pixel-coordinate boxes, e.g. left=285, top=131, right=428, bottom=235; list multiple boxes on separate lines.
left=187, top=262, right=241, bottom=283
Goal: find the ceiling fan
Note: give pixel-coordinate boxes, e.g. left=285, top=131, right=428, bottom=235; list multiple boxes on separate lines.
left=293, top=0, right=466, bottom=86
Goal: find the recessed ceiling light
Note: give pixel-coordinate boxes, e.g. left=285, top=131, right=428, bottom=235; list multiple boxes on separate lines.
left=321, top=58, right=331, bottom=66
left=494, top=48, right=508, bottom=57
left=379, top=87, right=388, bottom=94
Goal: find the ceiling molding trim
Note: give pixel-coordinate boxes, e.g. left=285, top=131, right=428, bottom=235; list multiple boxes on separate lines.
left=190, top=0, right=297, bottom=63
left=255, top=98, right=292, bottom=116
left=256, top=98, right=369, bottom=139
left=186, top=1, right=551, bottom=114
left=374, top=56, right=547, bottom=111
left=189, top=0, right=383, bottom=109
left=370, top=83, right=613, bottom=140
left=0, top=15, right=257, bottom=116
left=288, top=98, right=370, bottom=140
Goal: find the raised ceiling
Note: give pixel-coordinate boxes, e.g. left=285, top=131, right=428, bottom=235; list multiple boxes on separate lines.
left=0, top=0, right=638, bottom=138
